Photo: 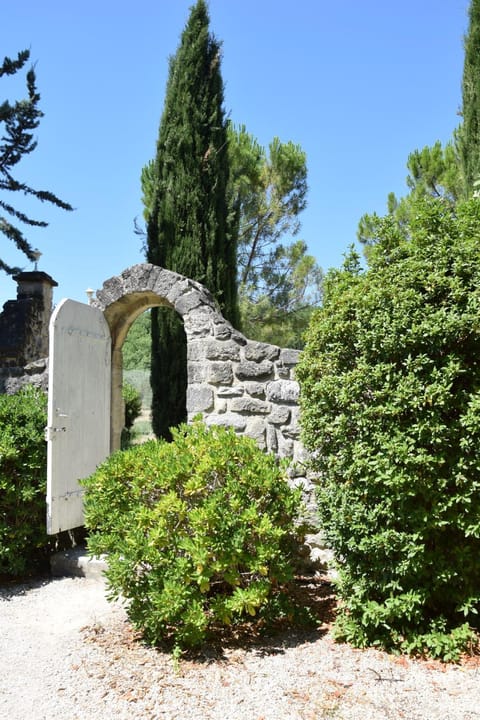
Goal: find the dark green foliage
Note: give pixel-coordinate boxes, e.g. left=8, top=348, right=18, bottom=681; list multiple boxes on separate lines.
left=0, top=385, right=52, bottom=576
left=298, top=198, right=480, bottom=661
left=146, top=1, right=238, bottom=439
left=1, top=49, right=72, bottom=275
left=122, top=382, right=142, bottom=431
left=122, top=312, right=151, bottom=371
left=150, top=307, right=187, bottom=441
left=460, top=0, right=480, bottom=194
left=83, top=421, right=304, bottom=652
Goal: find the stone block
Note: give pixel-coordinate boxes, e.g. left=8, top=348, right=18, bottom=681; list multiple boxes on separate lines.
left=243, top=341, right=280, bottom=362
left=279, top=348, right=301, bottom=366
left=207, top=361, right=234, bottom=385
left=213, top=323, right=232, bottom=340
left=235, top=360, right=273, bottom=380
left=266, top=380, right=299, bottom=404
left=245, top=418, right=266, bottom=450
left=174, top=290, right=203, bottom=316
left=188, top=362, right=206, bottom=383
left=187, top=384, right=214, bottom=413
left=266, top=425, right=278, bottom=453
left=206, top=339, right=241, bottom=361
left=230, top=397, right=270, bottom=414
left=217, top=386, right=244, bottom=398
left=187, top=341, right=207, bottom=361
left=244, top=382, right=265, bottom=398
left=267, top=405, right=291, bottom=425
left=205, top=412, right=247, bottom=432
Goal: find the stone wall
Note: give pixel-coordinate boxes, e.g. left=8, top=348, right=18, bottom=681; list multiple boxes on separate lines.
left=94, top=264, right=306, bottom=468
left=0, top=272, right=56, bottom=393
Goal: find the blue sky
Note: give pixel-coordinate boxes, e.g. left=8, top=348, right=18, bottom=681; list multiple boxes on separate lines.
left=1, top=0, right=470, bottom=309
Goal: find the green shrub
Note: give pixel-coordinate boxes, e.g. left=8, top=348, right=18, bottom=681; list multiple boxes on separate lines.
left=122, top=382, right=142, bottom=430
left=297, top=198, right=480, bottom=661
left=121, top=382, right=143, bottom=448
left=0, top=385, right=52, bottom=576
left=83, top=420, right=305, bottom=651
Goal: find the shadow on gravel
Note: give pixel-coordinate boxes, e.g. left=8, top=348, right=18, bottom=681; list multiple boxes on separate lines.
left=190, top=575, right=337, bottom=663
left=0, top=571, right=53, bottom=601
left=86, top=574, right=337, bottom=664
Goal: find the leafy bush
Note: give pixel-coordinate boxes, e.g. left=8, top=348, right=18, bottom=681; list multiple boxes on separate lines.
left=0, top=385, right=52, bottom=576
left=121, top=382, right=143, bottom=448
left=83, top=420, right=305, bottom=651
left=297, top=198, right=480, bottom=661
left=122, top=382, right=142, bottom=430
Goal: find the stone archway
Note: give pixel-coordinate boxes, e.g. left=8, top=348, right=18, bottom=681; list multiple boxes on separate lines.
left=92, top=264, right=228, bottom=451
left=93, top=263, right=305, bottom=470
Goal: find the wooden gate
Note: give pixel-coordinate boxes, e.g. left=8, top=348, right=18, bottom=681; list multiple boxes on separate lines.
left=46, top=299, right=111, bottom=534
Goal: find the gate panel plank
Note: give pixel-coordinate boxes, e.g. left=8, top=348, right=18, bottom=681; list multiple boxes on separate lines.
left=46, top=299, right=111, bottom=534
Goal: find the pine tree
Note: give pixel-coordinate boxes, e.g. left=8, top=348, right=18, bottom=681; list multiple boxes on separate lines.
left=460, top=0, right=480, bottom=194
left=0, top=49, right=72, bottom=274
left=146, top=0, right=238, bottom=439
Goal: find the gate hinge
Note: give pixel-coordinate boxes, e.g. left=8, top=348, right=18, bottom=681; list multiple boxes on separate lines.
left=45, top=426, right=67, bottom=442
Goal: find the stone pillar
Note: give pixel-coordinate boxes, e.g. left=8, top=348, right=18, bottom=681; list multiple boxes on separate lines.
left=0, top=271, right=58, bottom=367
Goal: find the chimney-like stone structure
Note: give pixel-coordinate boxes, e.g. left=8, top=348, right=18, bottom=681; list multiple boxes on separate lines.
left=0, top=271, right=57, bottom=392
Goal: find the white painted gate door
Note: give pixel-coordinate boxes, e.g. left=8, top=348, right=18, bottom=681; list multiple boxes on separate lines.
left=46, top=299, right=111, bottom=534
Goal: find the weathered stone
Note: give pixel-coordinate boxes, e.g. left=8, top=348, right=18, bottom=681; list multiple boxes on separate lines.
left=276, top=433, right=294, bottom=458
left=216, top=399, right=227, bottom=414
left=267, top=405, right=291, bottom=425
left=151, top=268, right=180, bottom=301
left=187, top=342, right=207, bottom=361
left=266, top=380, right=299, bottom=404
left=281, top=423, right=300, bottom=440
left=183, top=307, right=215, bottom=337
left=235, top=360, right=273, bottom=380
left=213, top=323, right=232, bottom=340
left=205, top=412, right=247, bottom=432
left=266, top=425, right=278, bottom=453
left=166, top=278, right=191, bottom=304
left=243, top=341, right=280, bottom=362
left=207, top=362, right=234, bottom=385
left=186, top=384, right=214, bottom=413
left=206, top=339, right=241, bottom=361
left=277, top=365, right=291, bottom=379
left=187, top=362, right=206, bottom=383
left=245, top=418, right=266, bottom=450
left=230, top=329, right=247, bottom=346
left=174, top=290, right=203, bottom=316
left=244, top=382, right=265, bottom=398
left=230, top=397, right=270, bottom=414
left=217, top=386, right=243, bottom=398
left=279, top=348, right=301, bottom=366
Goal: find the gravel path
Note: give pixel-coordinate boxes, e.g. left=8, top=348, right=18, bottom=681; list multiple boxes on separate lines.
left=1, top=574, right=479, bottom=720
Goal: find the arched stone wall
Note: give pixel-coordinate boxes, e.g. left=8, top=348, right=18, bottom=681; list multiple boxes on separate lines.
left=93, top=264, right=308, bottom=478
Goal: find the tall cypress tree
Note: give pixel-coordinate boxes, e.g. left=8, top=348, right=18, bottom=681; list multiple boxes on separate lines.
left=460, top=0, right=480, bottom=194
left=147, top=0, right=238, bottom=439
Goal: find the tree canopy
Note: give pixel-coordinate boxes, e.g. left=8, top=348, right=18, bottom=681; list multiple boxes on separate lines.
left=0, top=49, right=72, bottom=275
left=227, top=123, right=321, bottom=347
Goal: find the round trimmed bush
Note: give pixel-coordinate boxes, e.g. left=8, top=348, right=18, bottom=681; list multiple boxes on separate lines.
left=83, top=420, right=305, bottom=651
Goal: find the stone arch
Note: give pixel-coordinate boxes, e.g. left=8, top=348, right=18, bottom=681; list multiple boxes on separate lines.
left=92, top=263, right=233, bottom=450
left=92, top=263, right=306, bottom=480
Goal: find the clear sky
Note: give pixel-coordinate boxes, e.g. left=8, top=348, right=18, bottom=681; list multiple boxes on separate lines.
left=1, top=0, right=470, bottom=309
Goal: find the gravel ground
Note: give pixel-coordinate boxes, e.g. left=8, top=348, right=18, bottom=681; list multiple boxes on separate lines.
left=0, top=574, right=479, bottom=720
